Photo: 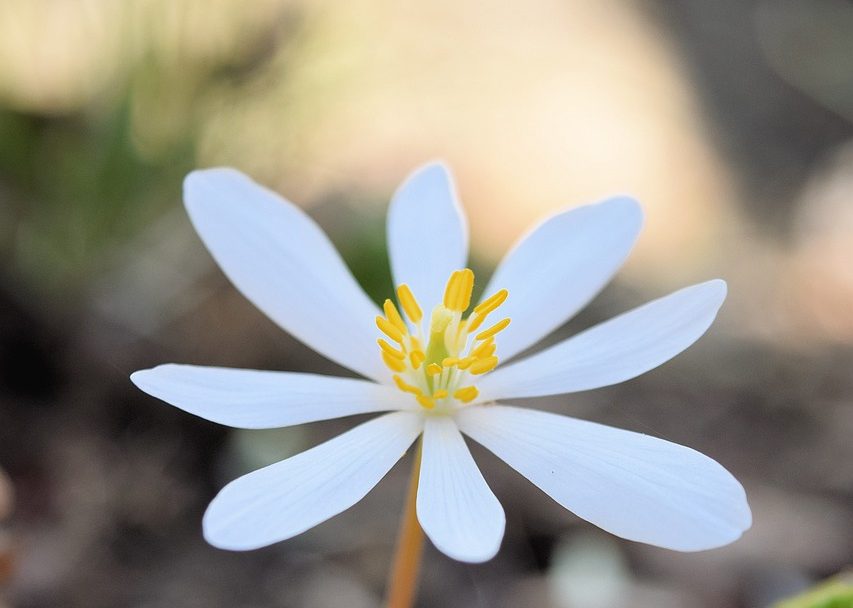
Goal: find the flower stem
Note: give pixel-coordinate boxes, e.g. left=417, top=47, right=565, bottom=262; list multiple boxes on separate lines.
left=385, top=439, right=425, bottom=608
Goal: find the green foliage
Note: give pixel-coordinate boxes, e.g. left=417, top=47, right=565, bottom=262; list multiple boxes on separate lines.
left=774, top=575, right=853, bottom=608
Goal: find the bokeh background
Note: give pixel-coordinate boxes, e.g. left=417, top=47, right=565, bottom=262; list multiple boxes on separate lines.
left=1, top=1, right=852, bottom=607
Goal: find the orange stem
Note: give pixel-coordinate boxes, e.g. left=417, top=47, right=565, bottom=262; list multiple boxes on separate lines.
left=385, top=439, right=425, bottom=608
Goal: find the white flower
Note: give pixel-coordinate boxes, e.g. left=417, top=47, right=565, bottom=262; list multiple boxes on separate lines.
left=131, top=163, right=751, bottom=563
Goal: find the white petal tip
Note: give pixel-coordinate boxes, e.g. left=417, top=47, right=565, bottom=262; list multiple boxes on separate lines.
left=202, top=515, right=269, bottom=552
left=705, top=278, right=728, bottom=299
left=598, top=195, right=645, bottom=226
left=394, top=162, right=459, bottom=204
left=129, top=363, right=176, bottom=393
left=183, top=167, right=252, bottom=211
left=184, top=166, right=244, bottom=188
left=129, top=367, right=155, bottom=392
left=433, top=541, right=503, bottom=563
left=410, top=159, right=452, bottom=179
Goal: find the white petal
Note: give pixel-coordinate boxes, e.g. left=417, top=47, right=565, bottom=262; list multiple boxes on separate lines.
left=184, top=168, right=387, bottom=382
left=130, top=364, right=412, bottom=429
left=416, top=417, right=505, bottom=563
left=203, top=411, right=423, bottom=550
left=479, top=280, right=726, bottom=400
left=457, top=405, right=751, bottom=552
left=482, top=197, right=642, bottom=361
left=387, top=162, right=468, bottom=319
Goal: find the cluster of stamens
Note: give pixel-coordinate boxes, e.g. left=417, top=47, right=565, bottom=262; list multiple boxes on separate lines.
left=376, top=268, right=510, bottom=410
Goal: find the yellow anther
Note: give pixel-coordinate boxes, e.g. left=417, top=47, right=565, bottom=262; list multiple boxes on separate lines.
left=383, top=299, right=408, bottom=334
left=416, top=395, right=435, bottom=409
left=409, top=350, right=425, bottom=369
left=471, top=338, right=495, bottom=358
left=382, top=351, right=406, bottom=372
left=441, top=357, right=459, bottom=367
left=426, top=363, right=442, bottom=376
left=457, top=356, right=476, bottom=370
left=409, top=335, right=423, bottom=351
left=393, top=375, right=422, bottom=395
left=377, top=339, right=405, bottom=360
left=475, top=318, right=511, bottom=341
left=474, top=288, right=509, bottom=316
left=396, top=284, right=423, bottom=323
left=443, top=271, right=461, bottom=310
left=454, top=386, right=479, bottom=403
left=433, top=389, right=448, bottom=399
left=376, top=316, right=404, bottom=343
left=443, top=268, right=475, bottom=312
left=466, top=313, right=487, bottom=334
left=469, top=355, right=498, bottom=375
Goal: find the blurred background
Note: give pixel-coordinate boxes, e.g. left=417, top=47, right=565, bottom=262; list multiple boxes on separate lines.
left=0, top=0, right=851, bottom=607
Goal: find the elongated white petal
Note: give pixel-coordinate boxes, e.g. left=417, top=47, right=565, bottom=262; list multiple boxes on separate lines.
left=482, top=197, right=642, bottom=361
left=417, top=417, right=505, bottom=562
left=457, top=405, right=751, bottom=551
left=478, top=280, right=726, bottom=400
left=184, top=168, right=386, bottom=382
left=387, top=163, right=468, bottom=321
left=203, top=411, right=423, bottom=550
left=130, top=364, right=412, bottom=429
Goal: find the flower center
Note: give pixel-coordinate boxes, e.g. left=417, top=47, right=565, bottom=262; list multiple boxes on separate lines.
left=375, top=268, right=510, bottom=410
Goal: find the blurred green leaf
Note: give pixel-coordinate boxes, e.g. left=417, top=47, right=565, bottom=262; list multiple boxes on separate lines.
left=774, top=573, right=853, bottom=608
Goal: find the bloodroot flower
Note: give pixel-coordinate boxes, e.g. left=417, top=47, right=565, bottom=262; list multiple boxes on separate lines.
left=131, top=163, right=751, bottom=567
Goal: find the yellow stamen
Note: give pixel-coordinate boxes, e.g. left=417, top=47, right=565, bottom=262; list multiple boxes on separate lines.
left=466, top=313, right=487, bottom=334
left=469, top=356, right=498, bottom=375
left=409, top=350, right=425, bottom=369
left=443, top=268, right=475, bottom=312
left=475, top=318, right=511, bottom=341
left=433, top=389, right=448, bottom=399
left=441, top=357, right=459, bottom=367
left=454, top=386, right=479, bottom=403
left=378, top=339, right=405, bottom=360
left=457, top=356, right=476, bottom=370
left=396, top=284, right=423, bottom=323
left=384, top=299, right=408, bottom=334
left=409, top=335, right=423, bottom=351
left=416, top=395, right=435, bottom=409
left=383, top=351, right=407, bottom=372
left=425, top=363, right=442, bottom=376
left=376, top=316, right=404, bottom=343
left=393, top=375, right=422, bottom=395
left=474, top=288, right=509, bottom=316
left=471, top=338, right=495, bottom=358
